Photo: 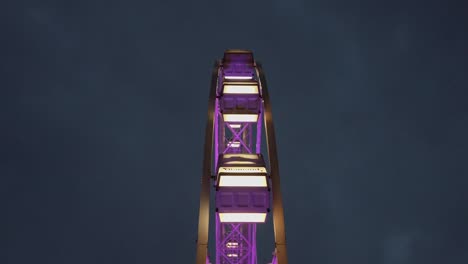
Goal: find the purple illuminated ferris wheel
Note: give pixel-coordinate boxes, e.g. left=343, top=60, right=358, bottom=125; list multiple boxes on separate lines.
left=195, top=50, right=288, bottom=264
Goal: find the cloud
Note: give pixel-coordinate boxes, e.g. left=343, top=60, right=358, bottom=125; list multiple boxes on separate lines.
left=383, top=232, right=413, bottom=264
left=272, top=0, right=305, bottom=17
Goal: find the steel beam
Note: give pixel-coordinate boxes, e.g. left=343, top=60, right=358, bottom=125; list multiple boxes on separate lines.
left=196, top=61, right=219, bottom=264
left=257, top=63, right=289, bottom=264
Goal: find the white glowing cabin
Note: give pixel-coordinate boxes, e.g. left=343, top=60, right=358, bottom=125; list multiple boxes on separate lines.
left=220, top=51, right=261, bottom=123
left=215, top=154, right=270, bottom=223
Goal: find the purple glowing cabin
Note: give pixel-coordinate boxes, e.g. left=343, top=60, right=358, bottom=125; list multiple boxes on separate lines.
left=215, top=153, right=270, bottom=223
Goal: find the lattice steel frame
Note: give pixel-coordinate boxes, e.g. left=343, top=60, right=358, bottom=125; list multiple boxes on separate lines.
left=195, top=54, right=288, bottom=264
left=213, top=82, right=263, bottom=264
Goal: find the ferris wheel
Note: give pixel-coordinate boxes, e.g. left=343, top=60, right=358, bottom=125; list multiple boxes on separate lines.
left=195, top=50, right=288, bottom=264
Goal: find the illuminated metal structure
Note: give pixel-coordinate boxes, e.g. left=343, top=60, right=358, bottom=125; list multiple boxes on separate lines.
left=196, top=50, right=288, bottom=264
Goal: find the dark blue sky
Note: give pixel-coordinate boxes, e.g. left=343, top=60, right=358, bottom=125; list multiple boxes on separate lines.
left=2, top=0, right=468, bottom=263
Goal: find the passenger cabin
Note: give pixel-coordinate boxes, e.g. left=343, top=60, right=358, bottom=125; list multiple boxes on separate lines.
left=222, top=49, right=255, bottom=79
left=220, top=50, right=261, bottom=123
left=215, top=154, right=270, bottom=223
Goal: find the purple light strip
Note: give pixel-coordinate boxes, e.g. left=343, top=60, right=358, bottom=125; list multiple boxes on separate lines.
left=215, top=98, right=219, bottom=170
left=256, top=104, right=263, bottom=154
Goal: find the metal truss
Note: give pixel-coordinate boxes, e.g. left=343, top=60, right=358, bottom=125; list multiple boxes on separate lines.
left=196, top=52, right=288, bottom=264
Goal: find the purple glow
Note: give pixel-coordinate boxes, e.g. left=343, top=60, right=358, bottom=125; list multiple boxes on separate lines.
left=214, top=50, right=266, bottom=264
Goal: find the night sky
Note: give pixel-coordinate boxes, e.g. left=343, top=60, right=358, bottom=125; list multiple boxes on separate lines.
left=3, top=0, right=468, bottom=263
